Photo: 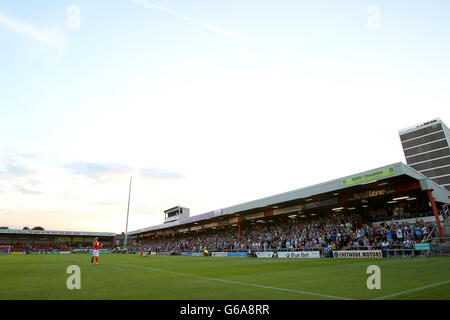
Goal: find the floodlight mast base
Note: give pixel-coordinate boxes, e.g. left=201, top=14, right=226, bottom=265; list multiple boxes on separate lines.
left=124, top=176, right=132, bottom=248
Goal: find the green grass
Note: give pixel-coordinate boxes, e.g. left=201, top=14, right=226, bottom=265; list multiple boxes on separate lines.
left=0, top=254, right=449, bottom=300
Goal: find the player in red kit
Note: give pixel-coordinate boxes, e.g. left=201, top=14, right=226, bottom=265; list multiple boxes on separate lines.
left=91, top=237, right=103, bottom=265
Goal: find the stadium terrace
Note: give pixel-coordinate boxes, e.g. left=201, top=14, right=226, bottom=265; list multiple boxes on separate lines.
left=129, top=162, right=450, bottom=248
left=0, top=229, right=116, bottom=254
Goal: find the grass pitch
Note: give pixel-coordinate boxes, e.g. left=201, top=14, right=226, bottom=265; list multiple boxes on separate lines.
left=0, top=254, right=449, bottom=300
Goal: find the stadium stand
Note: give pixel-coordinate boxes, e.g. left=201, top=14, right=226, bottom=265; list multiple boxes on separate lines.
left=132, top=210, right=439, bottom=258
left=130, top=162, right=450, bottom=257
left=0, top=229, right=115, bottom=254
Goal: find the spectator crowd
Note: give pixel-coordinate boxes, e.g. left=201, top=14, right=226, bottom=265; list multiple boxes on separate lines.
left=134, top=210, right=437, bottom=255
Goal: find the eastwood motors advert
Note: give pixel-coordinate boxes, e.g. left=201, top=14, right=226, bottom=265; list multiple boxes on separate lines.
left=333, top=250, right=383, bottom=258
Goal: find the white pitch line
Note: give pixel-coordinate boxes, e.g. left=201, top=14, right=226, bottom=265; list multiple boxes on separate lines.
left=373, top=280, right=450, bottom=300
left=124, top=263, right=353, bottom=300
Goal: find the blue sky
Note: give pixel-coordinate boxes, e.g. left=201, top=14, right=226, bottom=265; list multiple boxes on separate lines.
left=0, top=1, right=449, bottom=233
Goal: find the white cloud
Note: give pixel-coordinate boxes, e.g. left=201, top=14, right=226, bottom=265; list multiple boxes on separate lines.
left=0, top=151, right=189, bottom=232
left=130, top=0, right=242, bottom=40
left=0, top=10, right=66, bottom=48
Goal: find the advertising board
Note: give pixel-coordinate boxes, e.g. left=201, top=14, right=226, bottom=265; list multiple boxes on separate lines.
left=277, top=251, right=320, bottom=259
left=255, top=252, right=274, bottom=258
left=333, top=250, right=383, bottom=258
left=227, top=252, right=247, bottom=257
left=212, top=252, right=228, bottom=257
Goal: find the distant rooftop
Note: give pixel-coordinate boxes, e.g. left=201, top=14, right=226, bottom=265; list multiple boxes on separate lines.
left=0, top=229, right=116, bottom=236
left=129, top=162, right=450, bottom=235
left=399, top=118, right=446, bottom=134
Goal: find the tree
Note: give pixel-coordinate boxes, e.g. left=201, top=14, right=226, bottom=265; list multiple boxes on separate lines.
left=0, top=226, right=8, bottom=229
left=23, top=226, right=30, bottom=230
left=32, top=226, right=44, bottom=230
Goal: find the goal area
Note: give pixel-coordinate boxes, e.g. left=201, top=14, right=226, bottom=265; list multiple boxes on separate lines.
left=0, top=245, right=11, bottom=255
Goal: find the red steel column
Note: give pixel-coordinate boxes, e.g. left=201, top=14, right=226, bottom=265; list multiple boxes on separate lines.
left=238, top=223, right=241, bottom=240
left=426, top=189, right=445, bottom=240
left=237, top=216, right=243, bottom=240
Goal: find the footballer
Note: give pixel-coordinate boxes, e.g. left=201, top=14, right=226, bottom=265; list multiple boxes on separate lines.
left=91, top=237, right=103, bottom=265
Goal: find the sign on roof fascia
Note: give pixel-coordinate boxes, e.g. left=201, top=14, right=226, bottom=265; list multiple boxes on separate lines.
left=342, top=166, right=396, bottom=187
